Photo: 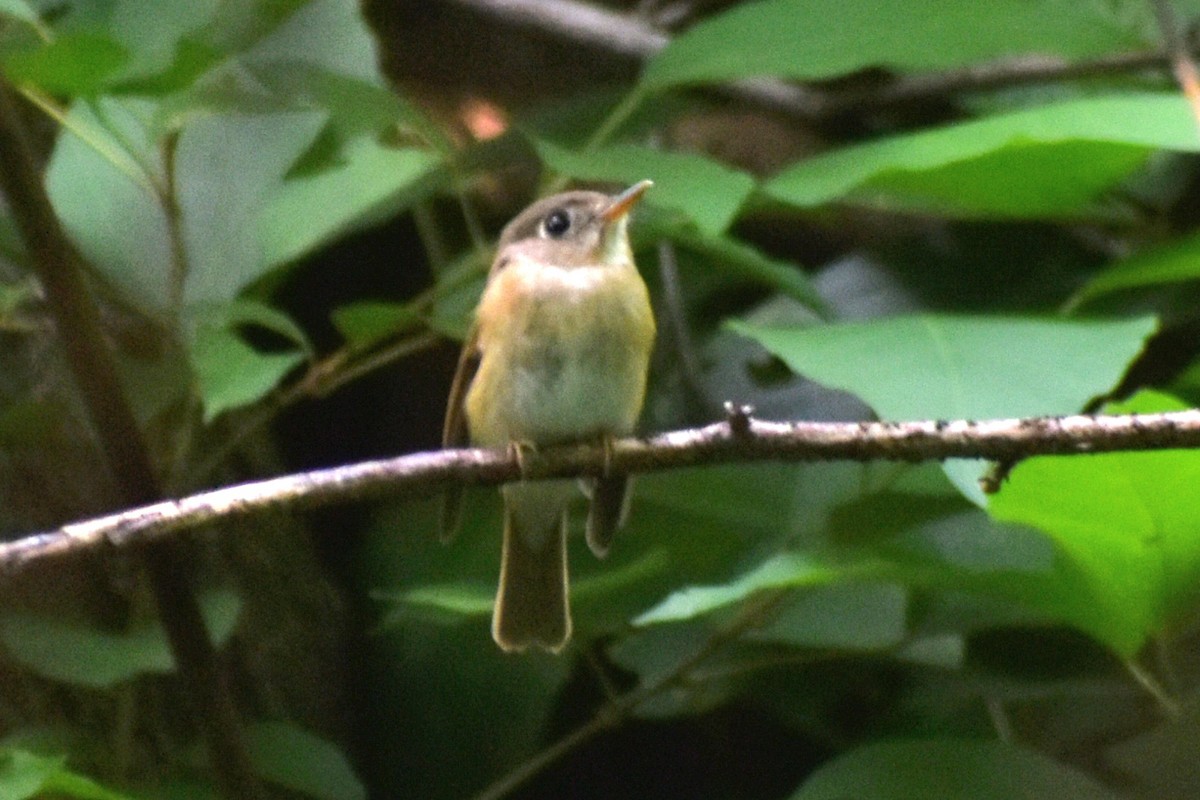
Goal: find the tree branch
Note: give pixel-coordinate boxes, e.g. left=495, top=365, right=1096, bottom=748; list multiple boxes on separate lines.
left=4, top=407, right=1200, bottom=576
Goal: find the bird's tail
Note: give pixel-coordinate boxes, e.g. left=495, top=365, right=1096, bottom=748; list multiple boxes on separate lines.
left=492, top=483, right=572, bottom=652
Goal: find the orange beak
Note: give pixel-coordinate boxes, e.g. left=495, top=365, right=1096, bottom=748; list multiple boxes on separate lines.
left=601, top=180, right=653, bottom=222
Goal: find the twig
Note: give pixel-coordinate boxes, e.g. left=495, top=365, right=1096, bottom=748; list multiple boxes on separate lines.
left=0, top=79, right=265, bottom=800
left=5, top=408, right=1200, bottom=576
left=449, top=0, right=669, bottom=60
left=186, top=331, right=441, bottom=485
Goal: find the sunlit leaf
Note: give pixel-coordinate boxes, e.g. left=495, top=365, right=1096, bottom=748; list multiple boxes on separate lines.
left=0, top=749, right=135, bottom=800
left=331, top=301, right=422, bottom=350
left=1072, top=229, right=1200, bottom=308
left=190, top=323, right=305, bottom=422
left=642, top=0, right=1146, bottom=91
left=102, top=0, right=219, bottom=84
left=732, top=314, right=1157, bottom=502
left=375, top=583, right=493, bottom=627
left=177, top=109, right=327, bottom=305
left=239, top=0, right=384, bottom=83
left=260, top=138, right=440, bottom=269
left=989, top=391, right=1200, bottom=655
left=46, top=98, right=172, bottom=312
left=636, top=552, right=884, bottom=625
left=765, top=94, right=1196, bottom=218
left=3, top=33, right=128, bottom=94
left=0, top=0, right=40, bottom=25
left=731, top=314, right=1156, bottom=421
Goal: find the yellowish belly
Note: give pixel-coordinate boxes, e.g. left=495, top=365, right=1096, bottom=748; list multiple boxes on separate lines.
left=465, top=260, right=654, bottom=447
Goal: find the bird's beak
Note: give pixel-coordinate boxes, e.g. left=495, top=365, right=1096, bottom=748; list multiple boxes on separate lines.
left=601, top=180, right=653, bottom=222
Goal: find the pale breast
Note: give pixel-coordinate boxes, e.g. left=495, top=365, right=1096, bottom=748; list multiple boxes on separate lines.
left=466, top=258, right=654, bottom=446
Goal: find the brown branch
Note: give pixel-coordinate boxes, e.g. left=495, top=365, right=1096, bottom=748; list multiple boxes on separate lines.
left=0, top=79, right=265, bottom=799
left=444, top=0, right=1185, bottom=121
left=4, top=407, right=1200, bottom=576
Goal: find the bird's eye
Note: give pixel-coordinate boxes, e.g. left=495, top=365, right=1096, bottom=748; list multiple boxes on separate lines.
left=542, top=209, right=571, bottom=238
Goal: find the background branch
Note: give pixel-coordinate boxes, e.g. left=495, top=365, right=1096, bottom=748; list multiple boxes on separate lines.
left=4, top=407, right=1199, bottom=576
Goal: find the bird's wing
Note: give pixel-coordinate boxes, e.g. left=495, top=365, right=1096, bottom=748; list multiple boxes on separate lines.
left=439, top=324, right=481, bottom=542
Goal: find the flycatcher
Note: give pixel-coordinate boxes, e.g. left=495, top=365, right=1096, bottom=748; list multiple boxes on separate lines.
left=442, top=180, right=656, bottom=653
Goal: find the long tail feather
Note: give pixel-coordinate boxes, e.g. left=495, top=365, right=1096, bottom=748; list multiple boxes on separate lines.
left=492, top=505, right=570, bottom=652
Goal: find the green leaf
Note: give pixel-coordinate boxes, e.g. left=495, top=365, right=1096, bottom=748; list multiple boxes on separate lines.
left=0, top=589, right=241, bottom=687
left=765, top=94, right=1196, bottom=218
left=731, top=314, right=1156, bottom=421
left=1071, top=229, right=1200, bottom=308
left=151, top=0, right=397, bottom=135
left=642, top=0, right=1145, bottom=91
left=989, top=391, right=1200, bottom=655
left=245, top=721, right=365, bottom=800
left=732, top=314, right=1157, bottom=503
left=239, top=0, right=384, bottom=83
left=46, top=98, right=172, bottom=312
left=375, top=583, right=494, bottom=627
left=190, top=323, right=305, bottom=422
left=101, top=0, right=220, bottom=84
left=661, top=225, right=826, bottom=312
left=177, top=109, right=327, bottom=305
left=260, top=137, right=440, bottom=269
left=2, top=33, right=128, bottom=94
left=330, top=301, right=422, bottom=350
left=534, top=139, right=756, bottom=236
left=751, top=582, right=908, bottom=649
left=196, top=0, right=310, bottom=54
left=195, top=298, right=312, bottom=352
left=0, top=749, right=54, bottom=800
left=0, top=749, right=135, bottom=800
left=248, top=63, right=407, bottom=138
left=636, top=552, right=884, bottom=625
left=0, top=0, right=40, bottom=25
left=791, top=738, right=1122, bottom=800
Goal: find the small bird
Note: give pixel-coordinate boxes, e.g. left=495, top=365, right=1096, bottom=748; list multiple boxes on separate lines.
left=441, top=180, right=656, bottom=653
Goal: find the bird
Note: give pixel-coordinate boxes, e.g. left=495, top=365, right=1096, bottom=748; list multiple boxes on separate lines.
left=441, top=180, right=656, bottom=653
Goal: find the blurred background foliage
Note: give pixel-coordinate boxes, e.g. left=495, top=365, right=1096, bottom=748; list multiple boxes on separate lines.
left=2, top=0, right=1200, bottom=797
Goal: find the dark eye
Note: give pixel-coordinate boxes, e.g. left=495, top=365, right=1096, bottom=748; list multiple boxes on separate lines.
left=542, top=209, right=571, bottom=238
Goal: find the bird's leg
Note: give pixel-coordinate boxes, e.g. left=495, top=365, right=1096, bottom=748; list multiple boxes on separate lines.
left=507, top=439, right=538, bottom=480
left=585, top=432, right=627, bottom=558
left=596, top=432, right=616, bottom=477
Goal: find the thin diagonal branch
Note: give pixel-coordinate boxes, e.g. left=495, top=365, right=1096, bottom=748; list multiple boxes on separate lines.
left=4, top=407, right=1200, bottom=576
